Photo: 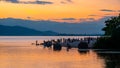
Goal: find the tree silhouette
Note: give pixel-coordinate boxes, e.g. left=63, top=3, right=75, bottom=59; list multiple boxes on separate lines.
left=102, top=14, right=120, bottom=36
left=94, top=14, right=120, bottom=49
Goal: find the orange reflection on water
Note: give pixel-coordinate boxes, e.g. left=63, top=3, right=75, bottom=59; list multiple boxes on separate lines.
left=0, top=39, right=105, bottom=68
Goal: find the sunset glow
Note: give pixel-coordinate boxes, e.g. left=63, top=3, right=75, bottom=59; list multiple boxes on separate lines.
left=0, top=0, right=119, bottom=23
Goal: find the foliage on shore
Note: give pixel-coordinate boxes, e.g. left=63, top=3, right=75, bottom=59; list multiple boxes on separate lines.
left=93, top=14, right=120, bottom=49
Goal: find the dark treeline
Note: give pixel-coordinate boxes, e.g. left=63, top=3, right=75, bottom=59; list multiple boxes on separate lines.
left=93, top=14, right=120, bottom=50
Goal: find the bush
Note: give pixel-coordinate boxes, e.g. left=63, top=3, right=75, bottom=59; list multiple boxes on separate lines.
left=93, top=37, right=111, bottom=49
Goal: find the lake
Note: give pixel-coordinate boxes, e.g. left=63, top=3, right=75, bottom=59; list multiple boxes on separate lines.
left=0, top=36, right=120, bottom=68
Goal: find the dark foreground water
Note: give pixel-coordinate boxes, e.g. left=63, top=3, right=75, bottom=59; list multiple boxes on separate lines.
left=0, top=36, right=120, bottom=68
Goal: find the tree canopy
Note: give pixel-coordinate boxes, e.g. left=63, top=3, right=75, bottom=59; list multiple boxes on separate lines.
left=102, top=14, right=120, bottom=36
left=93, top=14, right=120, bottom=49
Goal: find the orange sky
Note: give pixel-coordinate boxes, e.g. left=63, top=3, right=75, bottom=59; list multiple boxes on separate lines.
left=0, top=0, right=120, bottom=23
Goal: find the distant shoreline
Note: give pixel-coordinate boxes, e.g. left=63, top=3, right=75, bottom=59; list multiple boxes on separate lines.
left=0, top=35, right=102, bottom=36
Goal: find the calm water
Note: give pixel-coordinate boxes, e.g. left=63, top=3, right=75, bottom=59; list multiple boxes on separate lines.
left=0, top=36, right=120, bottom=68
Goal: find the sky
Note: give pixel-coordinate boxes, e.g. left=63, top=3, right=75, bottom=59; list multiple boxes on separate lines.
left=0, top=0, right=120, bottom=34
left=0, top=0, right=120, bottom=23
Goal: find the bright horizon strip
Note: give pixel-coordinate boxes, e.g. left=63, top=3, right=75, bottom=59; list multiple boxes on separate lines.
left=0, top=0, right=120, bottom=23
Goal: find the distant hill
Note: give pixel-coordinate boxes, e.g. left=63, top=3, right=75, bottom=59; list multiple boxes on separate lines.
left=0, top=18, right=106, bottom=34
left=58, top=33, right=103, bottom=36
left=0, top=25, right=58, bottom=36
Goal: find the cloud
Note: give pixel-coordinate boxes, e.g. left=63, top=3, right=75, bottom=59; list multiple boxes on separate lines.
left=60, top=1, right=66, bottom=4
left=60, top=0, right=73, bottom=4
left=118, top=10, right=120, bottom=12
left=80, top=18, right=95, bottom=21
left=104, top=14, right=111, bottom=15
left=88, top=18, right=95, bottom=21
left=61, top=18, right=76, bottom=20
left=104, top=14, right=114, bottom=16
left=54, top=18, right=76, bottom=20
left=100, top=9, right=116, bottom=12
left=27, top=16, right=31, bottom=19
left=1, top=0, right=53, bottom=5
left=88, top=14, right=98, bottom=16
left=79, top=18, right=86, bottom=21
left=66, top=0, right=73, bottom=3
left=2, top=0, right=18, bottom=3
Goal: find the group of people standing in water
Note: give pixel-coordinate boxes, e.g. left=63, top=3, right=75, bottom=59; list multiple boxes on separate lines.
left=33, top=37, right=98, bottom=51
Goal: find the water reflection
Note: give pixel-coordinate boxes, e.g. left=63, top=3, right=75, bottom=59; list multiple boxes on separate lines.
left=1, top=36, right=120, bottom=68
left=96, top=51, right=120, bottom=68
left=0, top=46, right=104, bottom=68
left=78, top=49, right=89, bottom=54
